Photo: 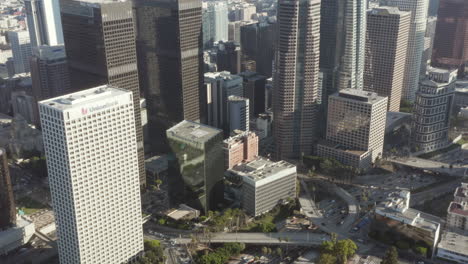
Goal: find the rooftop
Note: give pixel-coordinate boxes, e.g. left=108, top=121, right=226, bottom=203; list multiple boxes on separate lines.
left=454, top=183, right=468, bottom=199
left=204, top=71, right=241, bottom=81
left=376, top=190, right=441, bottom=233
left=449, top=202, right=468, bottom=216
left=318, top=140, right=368, bottom=156
left=228, top=95, right=248, bottom=102
left=39, top=85, right=130, bottom=111
left=368, top=6, right=410, bottom=16
left=335, top=89, right=386, bottom=104
left=145, top=155, right=168, bottom=174
left=224, top=130, right=257, bottom=146
left=167, top=120, right=222, bottom=144
left=229, top=157, right=296, bottom=183
left=438, top=229, right=468, bottom=256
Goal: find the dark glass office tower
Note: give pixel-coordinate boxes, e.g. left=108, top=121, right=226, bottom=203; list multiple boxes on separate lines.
left=60, top=0, right=145, bottom=187
left=166, top=120, right=224, bottom=213
left=0, top=148, right=16, bottom=230
left=432, top=0, right=468, bottom=69
left=134, top=0, right=204, bottom=154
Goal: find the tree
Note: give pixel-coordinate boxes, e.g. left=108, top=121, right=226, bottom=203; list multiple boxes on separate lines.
left=261, top=246, right=268, bottom=255
left=275, top=248, right=283, bottom=258
left=155, top=179, right=163, bottom=189
left=381, top=246, right=399, bottom=264
left=413, top=246, right=427, bottom=257
left=334, top=239, right=357, bottom=264
left=317, top=253, right=336, bottom=264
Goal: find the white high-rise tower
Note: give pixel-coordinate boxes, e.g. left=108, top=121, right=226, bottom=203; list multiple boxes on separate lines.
left=383, top=0, right=429, bottom=102
left=39, top=85, right=143, bottom=264
left=25, top=0, right=64, bottom=47
left=336, top=0, right=367, bottom=91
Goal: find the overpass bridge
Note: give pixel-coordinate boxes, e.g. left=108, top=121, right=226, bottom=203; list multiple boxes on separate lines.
left=388, top=157, right=468, bottom=177
left=175, top=232, right=327, bottom=246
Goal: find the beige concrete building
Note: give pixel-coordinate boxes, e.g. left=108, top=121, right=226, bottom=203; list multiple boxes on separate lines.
left=223, top=131, right=258, bottom=169
left=447, top=183, right=468, bottom=231
left=226, top=158, right=296, bottom=216
left=364, top=7, right=410, bottom=112
left=317, top=89, right=387, bottom=169
left=411, top=67, right=456, bottom=153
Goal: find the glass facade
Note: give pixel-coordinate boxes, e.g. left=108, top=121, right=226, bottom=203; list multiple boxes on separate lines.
left=166, top=121, right=224, bottom=213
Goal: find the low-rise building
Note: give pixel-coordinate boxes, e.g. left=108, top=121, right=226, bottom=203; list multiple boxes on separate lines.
left=223, top=130, right=258, bottom=169
left=447, top=183, right=468, bottom=231
left=0, top=216, right=35, bottom=256
left=226, top=158, right=296, bottom=216
left=436, top=182, right=468, bottom=264
left=436, top=229, right=468, bottom=264
left=374, top=190, right=441, bottom=255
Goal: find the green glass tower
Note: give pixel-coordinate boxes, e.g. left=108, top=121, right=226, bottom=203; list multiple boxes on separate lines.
left=166, top=120, right=224, bottom=213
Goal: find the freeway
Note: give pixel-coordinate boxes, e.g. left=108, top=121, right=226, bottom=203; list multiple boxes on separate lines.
left=410, top=179, right=463, bottom=206
left=389, top=157, right=468, bottom=176
left=174, top=232, right=328, bottom=246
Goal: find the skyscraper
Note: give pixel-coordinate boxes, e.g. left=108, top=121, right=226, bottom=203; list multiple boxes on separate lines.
left=412, top=67, right=456, bottom=153
left=274, top=0, right=321, bottom=159
left=228, top=95, right=249, bottom=132
left=39, top=86, right=144, bottom=264
left=204, top=71, right=243, bottom=131
left=364, top=7, right=410, bottom=112
left=317, top=89, right=388, bottom=169
left=134, top=0, right=204, bottom=153
left=25, top=0, right=64, bottom=47
left=30, top=45, right=70, bottom=126
left=383, top=0, right=429, bottom=102
left=166, top=120, right=224, bottom=213
left=61, top=0, right=145, bottom=186
left=8, top=31, right=32, bottom=74
left=202, top=1, right=228, bottom=48
left=0, top=148, right=16, bottom=230
left=432, top=0, right=468, bottom=69
left=319, top=0, right=367, bottom=95
left=240, top=21, right=277, bottom=77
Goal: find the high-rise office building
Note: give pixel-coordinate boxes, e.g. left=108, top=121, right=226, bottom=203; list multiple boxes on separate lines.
left=8, top=31, right=32, bottom=74
left=421, top=16, right=438, bottom=75
left=61, top=0, right=145, bottom=186
left=432, top=0, right=468, bottom=69
left=30, top=45, right=70, bottom=126
left=39, top=86, right=144, bottom=264
left=25, top=0, right=64, bottom=47
left=228, top=95, right=249, bottom=132
left=383, top=0, right=429, bottom=102
left=204, top=71, right=243, bottom=131
left=319, top=0, right=366, bottom=94
left=239, top=71, right=266, bottom=118
left=273, top=0, right=321, bottom=159
left=216, top=41, right=241, bottom=74
left=412, top=67, right=456, bottom=153
left=0, top=148, right=16, bottom=230
left=202, top=1, right=228, bottom=48
left=240, top=21, right=277, bottom=77
left=317, top=89, right=388, bottom=169
left=134, top=0, right=203, bottom=154
left=166, top=120, right=224, bottom=213
left=364, top=7, right=410, bottom=112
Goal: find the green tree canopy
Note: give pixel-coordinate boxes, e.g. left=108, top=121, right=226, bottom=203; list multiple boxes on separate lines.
left=381, top=246, right=399, bottom=264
